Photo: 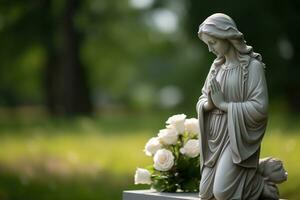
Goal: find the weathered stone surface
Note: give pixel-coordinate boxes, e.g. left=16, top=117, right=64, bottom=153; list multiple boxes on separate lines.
left=123, top=190, right=199, bottom=200
left=123, top=190, right=287, bottom=200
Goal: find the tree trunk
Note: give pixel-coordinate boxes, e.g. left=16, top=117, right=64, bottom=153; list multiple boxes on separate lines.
left=44, top=0, right=93, bottom=116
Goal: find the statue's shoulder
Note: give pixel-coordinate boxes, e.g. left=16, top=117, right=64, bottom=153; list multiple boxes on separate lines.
left=248, top=58, right=265, bottom=74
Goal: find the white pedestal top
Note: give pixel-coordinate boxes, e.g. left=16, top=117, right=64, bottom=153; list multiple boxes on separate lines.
left=123, top=190, right=199, bottom=200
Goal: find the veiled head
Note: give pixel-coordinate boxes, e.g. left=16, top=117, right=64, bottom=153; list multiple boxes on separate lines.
left=198, top=13, right=243, bottom=41
left=197, top=13, right=263, bottom=66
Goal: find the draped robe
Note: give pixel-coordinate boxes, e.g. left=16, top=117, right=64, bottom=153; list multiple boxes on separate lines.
left=196, top=57, right=268, bottom=199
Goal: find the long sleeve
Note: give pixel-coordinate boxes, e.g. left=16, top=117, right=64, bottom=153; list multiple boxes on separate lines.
left=196, top=68, right=213, bottom=171
left=227, top=59, right=268, bottom=167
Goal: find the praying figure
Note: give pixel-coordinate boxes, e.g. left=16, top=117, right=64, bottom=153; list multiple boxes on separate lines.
left=196, top=13, right=287, bottom=200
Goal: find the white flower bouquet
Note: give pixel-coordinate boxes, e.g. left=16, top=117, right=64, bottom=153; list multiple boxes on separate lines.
left=134, top=114, right=201, bottom=192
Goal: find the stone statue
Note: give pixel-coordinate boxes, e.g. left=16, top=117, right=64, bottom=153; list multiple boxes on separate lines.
left=196, top=13, right=287, bottom=200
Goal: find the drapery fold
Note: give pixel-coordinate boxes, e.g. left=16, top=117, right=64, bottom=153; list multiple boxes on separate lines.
left=227, top=60, right=268, bottom=167
left=197, top=58, right=268, bottom=170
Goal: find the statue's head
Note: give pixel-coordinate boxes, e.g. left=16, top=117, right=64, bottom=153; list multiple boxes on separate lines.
left=198, top=13, right=243, bottom=41
left=200, top=29, right=231, bottom=57
left=197, top=13, right=263, bottom=66
left=198, top=13, right=243, bottom=57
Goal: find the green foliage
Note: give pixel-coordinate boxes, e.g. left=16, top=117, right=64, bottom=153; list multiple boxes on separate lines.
left=0, top=113, right=299, bottom=199
left=1, top=0, right=300, bottom=113
left=138, top=131, right=201, bottom=192
left=150, top=154, right=200, bottom=193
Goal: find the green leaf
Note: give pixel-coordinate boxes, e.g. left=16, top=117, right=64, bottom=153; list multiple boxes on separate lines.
left=145, top=165, right=155, bottom=173
left=180, top=178, right=199, bottom=192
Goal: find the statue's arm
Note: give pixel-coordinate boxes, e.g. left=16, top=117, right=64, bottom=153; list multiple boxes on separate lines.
left=229, top=59, right=268, bottom=122
left=203, top=92, right=215, bottom=111
left=196, top=75, right=215, bottom=113
left=197, top=94, right=213, bottom=112
left=210, top=59, right=268, bottom=116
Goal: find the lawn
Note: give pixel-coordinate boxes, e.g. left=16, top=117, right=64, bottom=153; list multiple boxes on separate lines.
left=0, top=111, right=299, bottom=200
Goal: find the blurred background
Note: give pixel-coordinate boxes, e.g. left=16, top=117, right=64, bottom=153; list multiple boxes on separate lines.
left=0, top=0, right=299, bottom=199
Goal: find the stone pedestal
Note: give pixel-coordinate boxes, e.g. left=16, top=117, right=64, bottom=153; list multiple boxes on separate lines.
left=123, top=190, right=287, bottom=200
left=123, top=190, right=199, bottom=200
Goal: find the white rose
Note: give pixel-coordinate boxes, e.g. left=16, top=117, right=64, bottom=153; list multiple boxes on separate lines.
left=153, top=149, right=175, bottom=171
left=144, top=137, right=162, bottom=156
left=158, top=128, right=178, bottom=145
left=134, top=168, right=152, bottom=184
left=165, top=124, right=174, bottom=129
left=184, top=118, right=200, bottom=136
left=166, top=114, right=186, bottom=134
left=180, top=139, right=200, bottom=158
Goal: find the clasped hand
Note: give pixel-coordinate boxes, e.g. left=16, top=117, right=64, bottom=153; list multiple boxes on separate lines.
left=207, top=78, right=228, bottom=112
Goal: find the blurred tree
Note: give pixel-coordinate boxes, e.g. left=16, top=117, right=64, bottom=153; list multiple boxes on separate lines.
left=0, top=0, right=300, bottom=115
left=43, top=0, right=92, bottom=116
left=0, top=0, right=92, bottom=116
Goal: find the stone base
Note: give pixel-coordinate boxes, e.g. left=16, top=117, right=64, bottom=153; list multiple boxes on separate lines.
left=123, top=190, right=199, bottom=200
left=123, top=190, right=287, bottom=200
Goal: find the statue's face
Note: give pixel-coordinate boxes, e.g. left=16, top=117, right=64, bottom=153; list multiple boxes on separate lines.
left=201, top=33, right=230, bottom=56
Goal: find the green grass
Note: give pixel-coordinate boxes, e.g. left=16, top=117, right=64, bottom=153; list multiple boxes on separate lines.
left=0, top=111, right=299, bottom=199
